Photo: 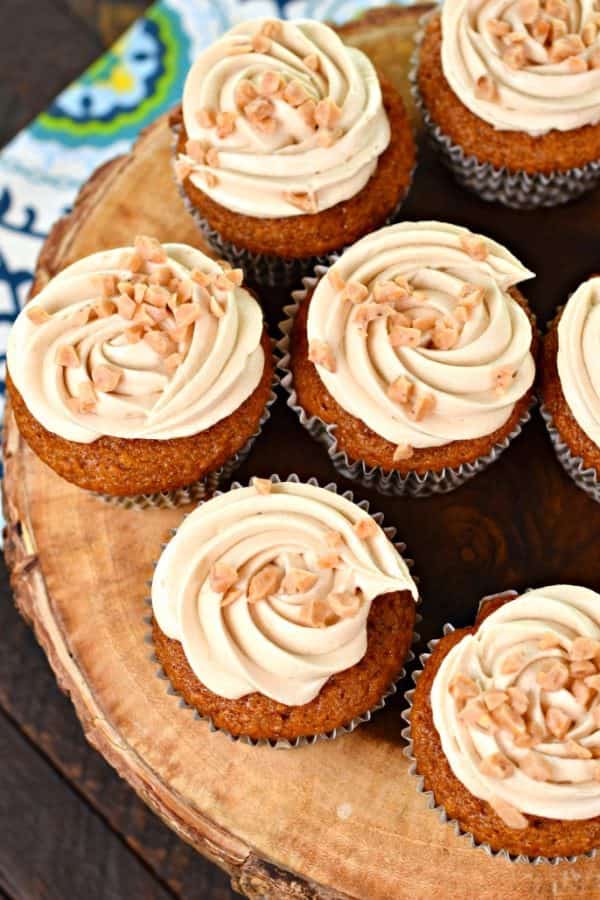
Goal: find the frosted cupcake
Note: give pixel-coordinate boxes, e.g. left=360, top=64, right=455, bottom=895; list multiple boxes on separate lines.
left=7, top=237, right=274, bottom=501
left=406, top=585, right=600, bottom=860
left=152, top=477, right=418, bottom=745
left=541, top=275, right=600, bottom=502
left=171, top=17, right=415, bottom=285
left=280, top=221, right=536, bottom=496
left=414, top=0, right=600, bottom=208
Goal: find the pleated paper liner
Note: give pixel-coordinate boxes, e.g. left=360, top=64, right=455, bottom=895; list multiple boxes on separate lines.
left=277, top=270, right=534, bottom=498
left=96, top=377, right=278, bottom=510
left=144, top=473, right=421, bottom=749
left=540, top=403, right=600, bottom=504
left=170, top=118, right=415, bottom=288
left=400, top=590, right=600, bottom=865
left=409, top=10, right=600, bottom=210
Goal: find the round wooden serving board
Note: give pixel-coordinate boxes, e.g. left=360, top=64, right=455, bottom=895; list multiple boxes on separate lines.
left=4, top=7, right=600, bottom=898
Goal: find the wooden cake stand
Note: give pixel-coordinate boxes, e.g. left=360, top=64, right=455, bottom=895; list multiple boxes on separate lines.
left=4, top=7, right=600, bottom=898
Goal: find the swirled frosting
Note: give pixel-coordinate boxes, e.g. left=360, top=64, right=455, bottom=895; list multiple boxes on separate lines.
left=177, top=17, right=391, bottom=217
left=440, top=0, right=600, bottom=136
left=306, top=221, right=535, bottom=454
left=152, top=479, right=417, bottom=705
left=432, top=585, right=600, bottom=825
left=557, top=276, right=600, bottom=447
left=7, top=239, right=265, bottom=443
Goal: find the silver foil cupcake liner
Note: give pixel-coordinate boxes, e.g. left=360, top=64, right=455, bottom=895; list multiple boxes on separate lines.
left=95, top=376, right=278, bottom=510
left=170, top=119, right=413, bottom=288
left=540, top=403, right=600, bottom=504
left=401, top=589, right=599, bottom=865
left=277, top=272, right=534, bottom=498
left=145, top=472, right=421, bottom=749
left=409, top=11, right=600, bottom=210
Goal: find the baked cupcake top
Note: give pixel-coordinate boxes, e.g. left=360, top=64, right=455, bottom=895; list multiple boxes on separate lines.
left=8, top=237, right=265, bottom=443
left=176, top=18, right=390, bottom=218
left=556, top=275, right=600, bottom=447
left=440, top=0, right=600, bottom=136
left=432, top=585, right=600, bottom=827
left=152, top=479, right=417, bottom=705
left=306, top=221, right=535, bottom=458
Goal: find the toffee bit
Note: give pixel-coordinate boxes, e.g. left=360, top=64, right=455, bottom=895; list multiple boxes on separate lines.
left=92, top=365, right=122, bottom=393
left=393, top=443, right=414, bottom=462
left=459, top=234, right=489, bottom=260
left=134, top=235, right=167, bottom=264
left=209, top=561, right=238, bottom=594
left=308, top=339, right=336, bottom=372
left=26, top=306, right=51, bottom=325
left=55, top=344, right=80, bottom=368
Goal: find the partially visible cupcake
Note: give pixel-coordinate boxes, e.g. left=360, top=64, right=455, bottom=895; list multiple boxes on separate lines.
left=7, top=237, right=274, bottom=502
left=171, top=17, right=415, bottom=285
left=414, top=2, right=600, bottom=208
left=405, top=585, right=600, bottom=860
left=541, top=275, right=600, bottom=502
left=151, top=477, right=418, bottom=745
left=280, top=221, right=536, bottom=497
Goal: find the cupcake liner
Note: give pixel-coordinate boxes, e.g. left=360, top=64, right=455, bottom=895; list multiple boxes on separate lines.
left=400, top=590, right=599, bottom=865
left=540, top=403, right=600, bottom=504
left=277, top=273, right=534, bottom=498
left=95, top=377, right=278, bottom=510
left=170, top=119, right=413, bottom=288
left=409, top=11, right=600, bottom=210
left=145, top=472, right=421, bottom=749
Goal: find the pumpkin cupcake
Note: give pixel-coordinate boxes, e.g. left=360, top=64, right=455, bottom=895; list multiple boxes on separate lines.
left=404, top=585, right=600, bottom=861
left=151, top=476, right=418, bottom=746
left=541, top=275, right=600, bottom=503
left=413, top=1, right=600, bottom=208
left=279, top=221, right=536, bottom=497
left=171, top=17, right=415, bottom=285
left=7, top=237, right=274, bottom=503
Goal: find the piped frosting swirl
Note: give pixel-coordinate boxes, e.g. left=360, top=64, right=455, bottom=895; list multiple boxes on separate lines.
left=177, top=18, right=391, bottom=217
left=557, top=276, right=600, bottom=447
left=432, top=585, right=600, bottom=827
left=440, top=0, right=600, bottom=136
left=306, top=221, right=535, bottom=456
left=7, top=238, right=265, bottom=443
left=152, top=479, right=417, bottom=706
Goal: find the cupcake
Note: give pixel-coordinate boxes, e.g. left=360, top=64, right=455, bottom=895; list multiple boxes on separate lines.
left=405, top=585, right=600, bottom=860
left=541, top=276, right=600, bottom=502
left=171, top=17, right=415, bottom=286
left=151, top=476, right=418, bottom=745
left=7, top=236, right=274, bottom=502
left=280, top=221, right=536, bottom=497
left=414, top=2, right=600, bottom=208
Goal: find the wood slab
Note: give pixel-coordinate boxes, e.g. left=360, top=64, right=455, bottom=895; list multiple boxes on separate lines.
left=4, top=6, right=600, bottom=898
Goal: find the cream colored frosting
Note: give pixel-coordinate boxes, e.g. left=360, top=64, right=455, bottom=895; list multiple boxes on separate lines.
left=7, top=242, right=265, bottom=443
left=152, top=480, right=418, bottom=705
left=557, top=276, right=600, bottom=447
left=178, top=17, right=391, bottom=217
left=432, top=585, right=600, bottom=823
left=306, top=221, right=535, bottom=451
left=440, top=0, right=600, bottom=136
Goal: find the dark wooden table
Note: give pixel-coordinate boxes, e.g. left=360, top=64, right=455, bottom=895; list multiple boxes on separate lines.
left=0, top=2, right=234, bottom=896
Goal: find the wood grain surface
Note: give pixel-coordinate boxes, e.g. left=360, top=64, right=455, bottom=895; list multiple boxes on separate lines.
left=3, top=5, right=600, bottom=900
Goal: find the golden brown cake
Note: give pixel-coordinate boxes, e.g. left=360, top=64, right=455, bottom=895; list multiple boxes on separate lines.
left=418, top=13, right=600, bottom=175
left=541, top=277, right=600, bottom=477
left=7, top=237, right=274, bottom=497
left=151, top=478, right=419, bottom=743
left=171, top=17, right=415, bottom=275
left=172, top=78, right=414, bottom=261
left=409, top=587, right=600, bottom=859
left=283, top=221, right=537, bottom=489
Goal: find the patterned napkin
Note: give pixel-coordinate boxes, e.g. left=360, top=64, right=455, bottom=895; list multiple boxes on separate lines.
left=0, top=0, right=397, bottom=420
